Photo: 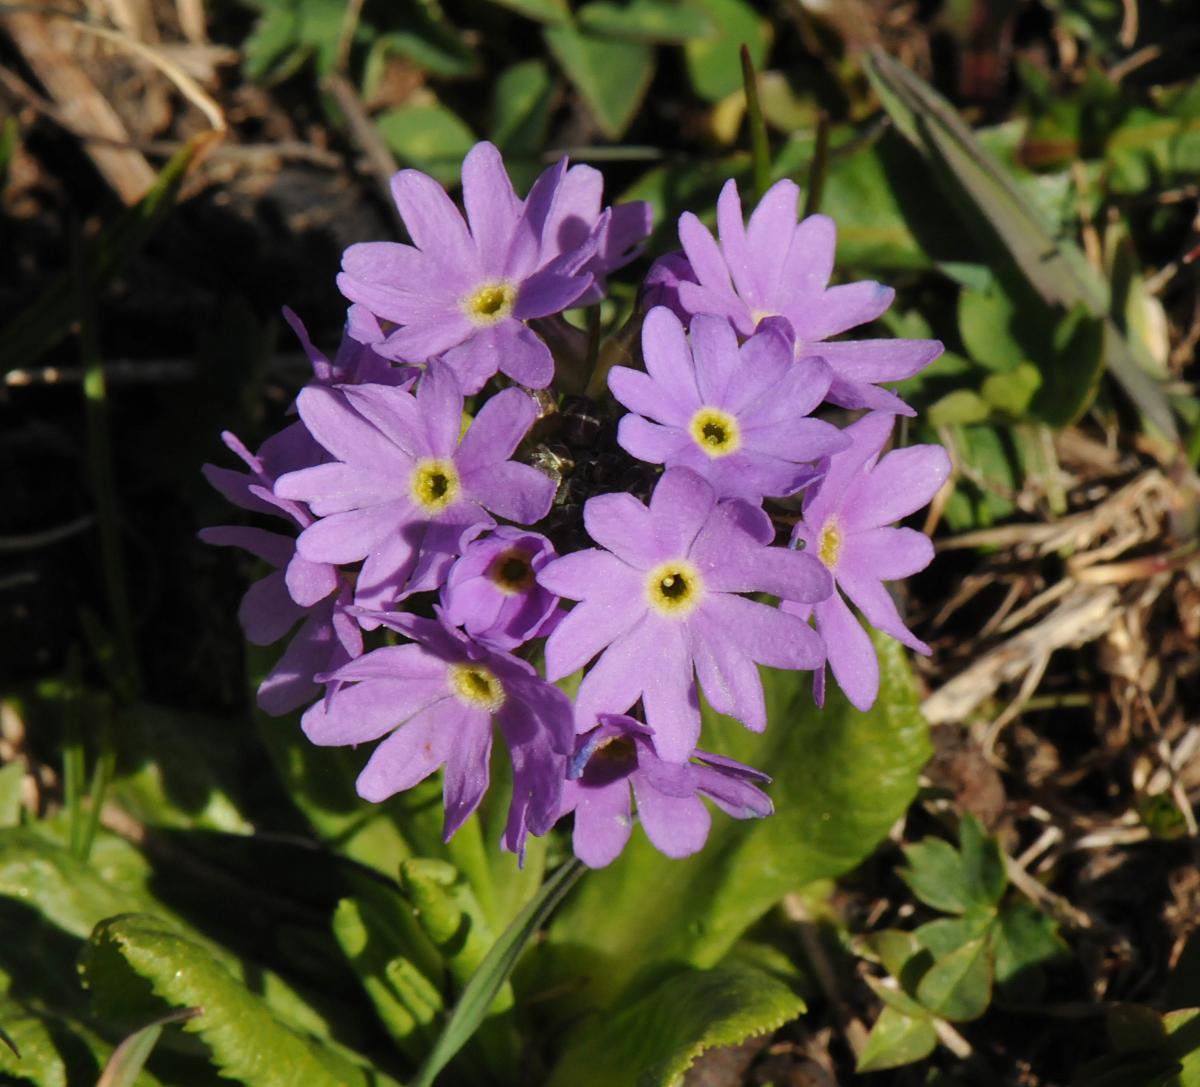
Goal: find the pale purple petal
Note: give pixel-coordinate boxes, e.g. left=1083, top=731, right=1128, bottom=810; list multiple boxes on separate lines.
left=715, top=178, right=759, bottom=305
left=840, top=445, right=952, bottom=532
left=744, top=180, right=801, bottom=294
left=814, top=589, right=878, bottom=711
left=648, top=467, right=715, bottom=558
left=292, top=385, right=405, bottom=468
left=391, top=168, right=477, bottom=272
left=457, top=387, right=537, bottom=473
left=608, top=366, right=693, bottom=426
left=354, top=702, right=458, bottom=802
left=616, top=415, right=691, bottom=465
left=639, top=619, right=700, bottom=762
left=689, top=624, right=766, bottom=732
left=240, top=570, right=304, bottom=645
left=294, top=502, right=407, bottom=564
left=702, top=594, right=825, bottom=671
left=834, top=562, right=929, bottom=654
left=844, top=527, right=935, bottom=582
left=285, top=551, right=338, bottom=608
left=689, top=313, right=744, bottom=408
left=790, top=281, right=894, bottom=342
left=816, top=338, right=943, bottom=383
left=567, top=777, right=634, bottom=868
left=462, top=141, right=521, bottom=275
left=641, top=306, right=701, bottom=402
left=442, top=708, right=494, bottom=838
left=302, top=676, right=449, bottom=747
left=634, top=784, right=711, bottom=858
left=580, top=492, right=658, bottom=569
left=777, top=214, right=836, bottom=303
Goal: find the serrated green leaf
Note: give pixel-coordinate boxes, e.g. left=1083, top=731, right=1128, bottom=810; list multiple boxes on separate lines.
left=548, top=960, right=805, bottom=1087
left=864, top=49, right=1178, bottom=441
left=85, top=915, right=394, bottom=1087
left=537, top=637, right=929, bottom=1011
left=410, top=859, right=583, bottom=1087
left=375, top=104, right=476, bottom=186
left=544, top=23, right=655, bottom=140
left=915, top=936, right=992, bottom=1022
left=683, top=0, right=769, bottom=102
left=857, top=1005, right=938, bottom=1072
left=578, top=0, right=710, bottom=42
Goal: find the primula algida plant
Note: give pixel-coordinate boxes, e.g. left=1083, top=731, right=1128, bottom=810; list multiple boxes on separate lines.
left=203, top=140, right=950, bottom=869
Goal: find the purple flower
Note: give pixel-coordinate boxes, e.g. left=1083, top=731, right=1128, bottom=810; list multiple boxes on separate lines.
left=441, top=526, right=562, bottom=650
left=562, top=714, right=773, bottom=867
left=783, top=412, right=950, bottom=711
left=609, top=308, right=850, bottom=501
left=666, top=178, right=942, bottom=415
left=200, top=429, right=361, bottom=715
left=283, top=304, right=416, bottom=389
left=301, top=611, right=573, bottom=856
left=534, top=164, right=651, bottom=305
left=538, top=467, right=831, bottom=762
left=274, top=366, right=556, bottom=615
left=337, top=142, right=601, bottom=392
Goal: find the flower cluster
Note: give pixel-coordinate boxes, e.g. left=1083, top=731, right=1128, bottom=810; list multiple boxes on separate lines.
left=204, top=143, right=950, bottom=867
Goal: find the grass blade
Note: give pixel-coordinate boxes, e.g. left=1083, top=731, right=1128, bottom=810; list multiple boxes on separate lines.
left=410, top=858, right=584, bottom=1087
left=863, top=49, right=1178, bottom=441
left=96, top=1009, right=200, bottom=1087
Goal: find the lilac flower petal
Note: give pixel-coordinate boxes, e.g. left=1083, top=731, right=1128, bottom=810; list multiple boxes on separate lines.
left=240, top=570, right=304, bottom=645
left=276, top=462, right=400, bottom=516
left=834, top=562, right=929, bottom=654
left=639, top=619, right=700, bottom=762
left=573, top=616, right=655, bottom=731
left=642, top=251, right=695, bottom=320
left=581, top=492, right=658, bottom=569
left=616, top=415, right=691, bottom=465
left=514, top=267, right=592, bottom=319
left=689, top=313, right=745, bottom=408
left=352, top=522, right=421, bottom=612
left=715, top=179, right=758, bottom=303
left=382, top=317, right=475, bottom=363
left=778, top=214, right=836, bottom=301
left=457, top=387, right=537, bottom=473
left=292, top=385, right=404, bottom=467
left=641, top=306, right=701, bottom=402
left=824, top=375, right=916, bottom=417
left=676, top=281, right=751, bottom=333
left=410, top=365, right=461, bottom=457
left=791, top=281, right=894, bottom=341
left=303, top=676, right=449, bottom=747
left=801, top=412, right=895, bottom=526
left=202, top=464, right=278, bottom=518
left=634, top=783, right=711, bottom=858
left=295, top=501, right=406, bottom=564
left=462, top=141, right=521, bottom=276
left=608, top=366, right=693, bottom=426
left=355, top=703, right=457, bottom=802
left=537, top=546, right=642, bottom=601
left=462, top=321, right=554, bottom=389
left=570, top=778, right=634, bottom=868
left=689, top=624, right=766, bottom=732
left=391, top=168, right=477, bottom=272
left=678, top=211, right=734, bottom=296
left=602, top=200, right=652, bottom=268
left=257, top=605, right=348, bottom=716
left=521, top=156, right=568, bottom=241
left=817, top=338, right=943, bottom=382
left=465, top=461, right=555, bottom=523
left=814, top=589, right=878, bottom=711
left=744, top=180, right=801, bottom=293
left=841, top=445, right=952, bottom=532
left=648, top=467, right=715, bottom=558
left=736, top=352, right=831, bottom=424
left=285, top=551, right=338, bottom=608
left=691, top=760, right=773, bottom=819
left=542, top=585, right=645, bottom=681
left=340, top=384, right=425, bottom=458
left=846, top=526, right=935, bottom=581
left=442, top=708, right=494, bottom=838
left=705, top=594, right=826, bottom=671
left=323, top=643, right=446, bottom=683
left=702, top=533, right=830, bottom=602
left=199, top=525, right=293, bottom=568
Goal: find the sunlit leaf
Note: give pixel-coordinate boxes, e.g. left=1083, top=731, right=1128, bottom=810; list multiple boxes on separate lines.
left=857, top=1005, right=938, bottom=1072
left=682, top=0, right=769, bottom=103
left=544, top=23, right=655, bottom=140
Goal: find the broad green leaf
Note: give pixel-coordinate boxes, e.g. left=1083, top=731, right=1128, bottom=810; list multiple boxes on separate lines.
left=858, top=929, right=924, bottom=979
left=900, top=838, right=973, bottom=915
left=929, top=389, right=991, bottom=427
left=544, top=23, right=655, bottom=140
left=578, top=0, right=710, bottom=42
left=982, top=363, right=1041, bottom=418
left=1166, top=1008, right=1200, bottom=1086
left=547, top=960, right=805, bottom=1087
left=0, top=999, right=66, bottom=1087
left=536, top=638, right=929, bottom=1010
left=0, top=763, right=23, bottom=828
left=1030, top=303, right=1106, bottom=427
left=375, top=104, right=477, bottom=186
left=957, top=813, right=1006, bottom=908
left=0, top=137, right=203, bottom=371
left=856, top=1005, right=938, bottom=1072
left=85, top=914, right=395, bottom=1087
left=914, top=914, right=994, bottom=961
left=683, top=0, right=769, bottom=103
left=482, top=0, right=569, bottom=24
left=992, top=902, right=1068, bottom=989
left=939, top=423, right=1018, bottom=530
left=864, top=974, right=931, bottom=1019
left=362, top=0, right=479, bottom=82
left=864, top=50, right=1177, bottom=441
left=915, top=936, right=993, bottom=1022
left=243, top=0, right=348, bottom=78
left=410, top=859, right=583, bottom=1087
left=958, top=286, right=1024, bottom=372
left=491, top=61, right=556, bottom=189
left=1109, top=1004, right=1170, bottom=1053
left=96, top=1009, right=197, bottom=1087
left=332, top=897, right=442, bottom=1061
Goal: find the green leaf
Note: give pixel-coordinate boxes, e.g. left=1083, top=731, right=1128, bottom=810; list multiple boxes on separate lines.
left=362, top=0, right=479, bottom=82
left=1109, top=1004, right=1170, bottom=1053
left=537, top=637, right=929, bottom=1010
left=0, top=763, right=23, bottom=828
left=375, top=104, right=477, bottom=186
left=1030, top=303, right=1106, bottom=427
left=577, top=0, right=710, bottom=42
left=858, top=929, right=924, bottom=979
left=547, top=960, right=805, bottom=1087
left=957, top=814, right=1007, bottom=909
left=856, top=1005, right=938, bottom=1072
left=958, top=286, right=1025, bottom=372
left=244, top=0, right=348, bottom=79
left=982, top=363, right=1042, bottom=418
left=410, top=859, right=584, bottom=1087
left=482, top=0, right=569, bottom=24
left=491, top=60, right=556, bottom=182
left=929, top=389, right=992, bottom=427
left=544, top=23, right=655, bottom=140
left=915, top=936, right=993, bottom=1022
left=95, top=1009, right=198, bottom=1087
left=992, top=902, right=1068, bottom=989
left=0, top=137, right=202, bottom=371
left=0, top=1000, right=64, bottom=1087
left=863, top=50, right=1178, bottom=441
left=1165, top=1008, right=1200, bottom=1086
left=914, top=914, right=994, bottom=961
left=682, top=0, right=769, bottom=103
left=901, top=815, right=1004, bottom=918
left=84, top=914, right=394, bottom=1087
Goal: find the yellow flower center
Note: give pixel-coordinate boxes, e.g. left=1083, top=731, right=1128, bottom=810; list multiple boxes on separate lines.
left=645, top=560, right=703, bottom=617
left=449, top=663, right=506, bottom=711
left=486, top=547, right=535, bottom=595
left=688, top=407, right=741, bottom=459
left=818, top=519, right=842, bottom=569
left=462, top=281, right=516, bottom=326
left=410, top=459, right=460, bottom=512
